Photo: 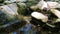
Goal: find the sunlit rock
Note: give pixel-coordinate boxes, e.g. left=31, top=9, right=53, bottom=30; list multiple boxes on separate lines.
left=30, top=0, right=60, bottom=10
left=30, top=0, right=48, bottom=10
left=37, top=0, right=48, bottom=10
left=47, top=1, right=60, bottom=8
left=31, top=12, right=48, bottom=22
left=50, top=9, right=60, bottom=18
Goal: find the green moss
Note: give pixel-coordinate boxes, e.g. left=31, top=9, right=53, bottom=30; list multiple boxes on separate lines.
left=17, top=3, right=27, bottom=15
left=26, top=0, right=39, bottom=7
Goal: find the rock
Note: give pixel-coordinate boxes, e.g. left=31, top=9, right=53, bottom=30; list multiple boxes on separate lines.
left=17, top=2, right=27, bottom=15
left=50, top=9, right=60, bottom=18
left=19, top=0, right=27, bottom=2
left=31, top=12, right=48, bottom=22
left=7, top=3, right=18, bottom=15
left=0, top=5, right=17, bottom=20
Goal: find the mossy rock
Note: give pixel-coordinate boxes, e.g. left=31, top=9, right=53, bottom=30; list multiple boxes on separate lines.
left=17, top=3, right=27, bottom=15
